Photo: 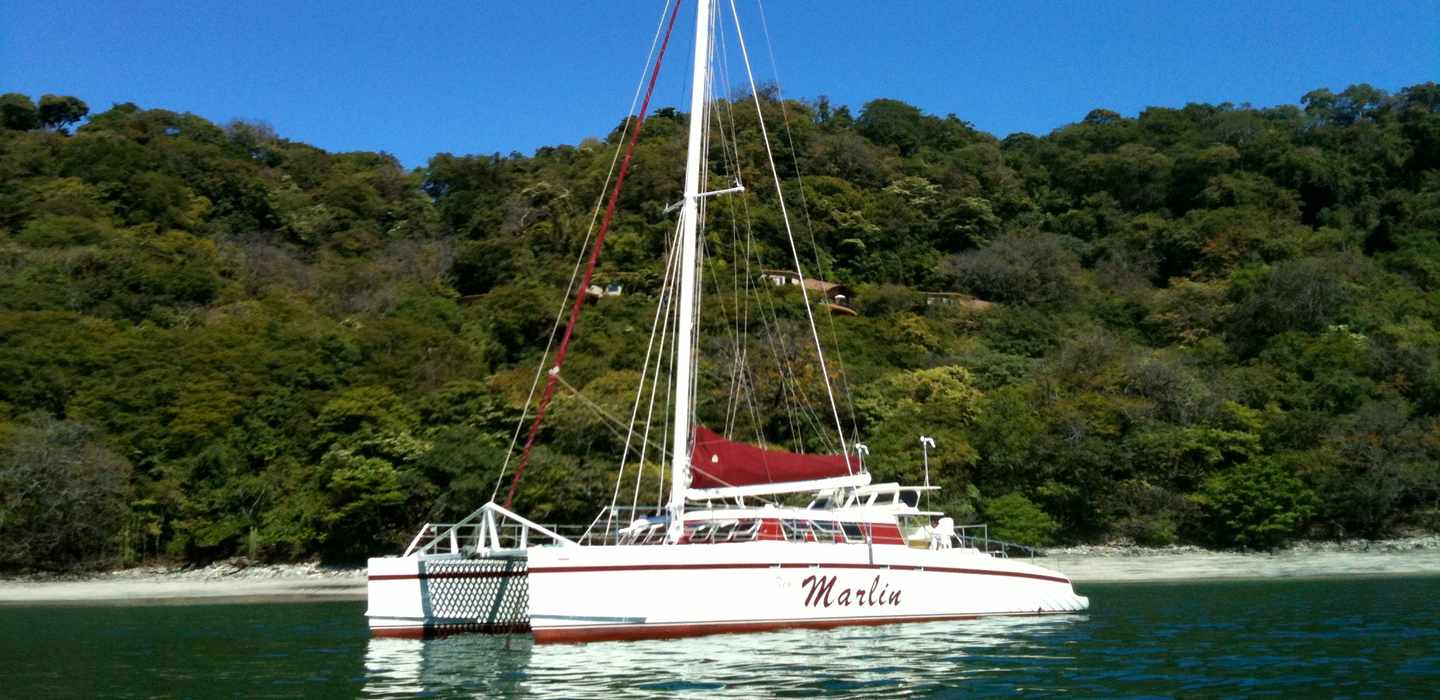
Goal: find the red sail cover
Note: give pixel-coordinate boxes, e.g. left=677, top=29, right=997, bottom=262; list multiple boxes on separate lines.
left=689, top=426, right=851, bottom=489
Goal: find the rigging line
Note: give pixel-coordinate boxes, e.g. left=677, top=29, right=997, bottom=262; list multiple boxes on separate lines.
left=713, top=16, right=745, bottom=411
left=503, top=0, right=687, bottom=510
left=734, top=154, right=764, bottom=448
left=745, top=257, right=834, bottom=453
left=715, top=37, right=765, bottom=446
left=632, top=242, right=680, bottom=516
left=720, top=36, right=832, bottom=456
left=711, top=59, right=778, bottom=451
left=726, top=0, right=851, bottom=471
left=738, top=349, right=770, bottom=449
left=755, top=0, right=861, bottom=442
left=553, top=373, right=673, bottom=460
left=656, top=271, right=678, bottom=516
left=489, top=0, right=677, bottom=503
left=641, top=233, right=683, bottom=513
left=726, top=148, right=829, bottom=453
left=607, top=217, right=684, bottom=536
left=707, top=27, right=743, bottom=435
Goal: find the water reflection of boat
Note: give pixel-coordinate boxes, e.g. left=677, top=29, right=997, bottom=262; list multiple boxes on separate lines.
left=363, top=636, right=532, bottom=698
left=367, top=0, right=1088, bottom=643
left=362, top=616, right=1087, bottom=696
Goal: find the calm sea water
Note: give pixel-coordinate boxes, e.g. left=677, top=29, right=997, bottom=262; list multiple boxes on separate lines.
left=4, top=576, right=1438, bottom=698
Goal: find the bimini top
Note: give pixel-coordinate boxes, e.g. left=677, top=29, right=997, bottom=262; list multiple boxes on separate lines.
left=689, top=426, right=855, bottom=490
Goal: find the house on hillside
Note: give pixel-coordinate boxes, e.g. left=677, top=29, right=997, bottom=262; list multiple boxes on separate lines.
left=761, top=269, right=857, bottom=316
left=920, top=291, right=994, bottom=311
left=585, top=282, right=625, bottom=300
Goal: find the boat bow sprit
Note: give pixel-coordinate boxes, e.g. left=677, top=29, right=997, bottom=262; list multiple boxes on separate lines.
left=366, top=0, right=1089, bottom=641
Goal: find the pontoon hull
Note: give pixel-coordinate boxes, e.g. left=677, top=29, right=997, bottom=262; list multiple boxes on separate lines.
left=525, top=542, right=1088, bottom=643
left=366, top=555, right=530, bottom=638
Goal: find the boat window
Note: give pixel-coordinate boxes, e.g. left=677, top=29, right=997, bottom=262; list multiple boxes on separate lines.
left=733, top=519, right=759, bottom=542
left=811, top=520, right=842, bottom=542
left=691, top=523, right=715, bottom=543
left=781, top=519, right=813, bottom=542
left=899, top=490, right=919, bottom=508
left=899, top=514, right=931, bottom=548
left=841, top=522, right=864, bottom=541
left=713, top=521, right=737, bottom=542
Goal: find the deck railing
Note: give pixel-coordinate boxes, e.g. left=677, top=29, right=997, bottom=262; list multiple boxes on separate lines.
left=953, top=523, right=1042, bottom=558
left=402, top=502, right=579, bottom=557
left=401, top=506, right=1044, bottom=558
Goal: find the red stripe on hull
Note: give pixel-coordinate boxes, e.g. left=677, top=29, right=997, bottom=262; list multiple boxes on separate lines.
left=531, top=611, right=1074, bottom=644
left=529, top=562, right=1070, bottom=585
left=368, top=570, right=524, bottom=582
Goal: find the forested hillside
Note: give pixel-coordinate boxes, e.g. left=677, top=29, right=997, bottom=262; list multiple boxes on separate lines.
left=2, top=83, right=1439, bottom=570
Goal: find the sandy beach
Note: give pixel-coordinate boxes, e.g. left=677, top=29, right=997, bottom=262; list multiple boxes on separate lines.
left=3, top=537, right=1437, bottom=605
left=1046, top=536, right=1440, bottom=585
left=0, top=562, right=367, bottom=606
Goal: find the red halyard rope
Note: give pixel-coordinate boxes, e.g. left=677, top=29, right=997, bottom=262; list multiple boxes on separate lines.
left=503, top=0, right=686, bottom=510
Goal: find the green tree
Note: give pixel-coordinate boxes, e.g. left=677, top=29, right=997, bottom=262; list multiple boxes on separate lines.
left=0, top=93, right=39, bottom=130
left=0, top=415, right=132, bottom=570
left=37, top=95, right=89, bottom=132
left=1195, top=458, right=1316, bottom=549
left=983, top=492, right=1060, bottom=546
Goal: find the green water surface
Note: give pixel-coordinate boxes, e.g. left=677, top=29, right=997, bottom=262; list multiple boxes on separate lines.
left=3, top=576, right=1438, bottom=698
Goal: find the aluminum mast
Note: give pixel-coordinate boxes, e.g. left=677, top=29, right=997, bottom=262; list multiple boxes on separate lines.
left=667, top=0, right=712, bottom=542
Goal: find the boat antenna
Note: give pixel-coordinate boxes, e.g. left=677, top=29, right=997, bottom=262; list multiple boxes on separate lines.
left=920, top=436, right=936, bottom=510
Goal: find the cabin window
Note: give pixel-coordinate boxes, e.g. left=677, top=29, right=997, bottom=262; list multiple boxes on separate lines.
left=713, top=521, right=737, bottom=542
left=899, top=514, right=932, bottom=548
left=841, top=522, right=864, bottom=541
left=899, top=490, right=919, bottom=508
left=733, top=519, right=759, bottom=542
left=812, top=520, right=842, bottom=542
left=681, top=522, right=704, bottom=543
left=782, top=519, right=814, bottom=542
left=690, top=523, right=714, bottom=543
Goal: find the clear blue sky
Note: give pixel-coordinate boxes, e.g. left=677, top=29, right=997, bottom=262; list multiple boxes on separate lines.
left=4, top=1, right=1437, bottom=168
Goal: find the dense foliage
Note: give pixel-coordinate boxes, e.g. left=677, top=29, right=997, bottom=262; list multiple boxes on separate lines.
left=2, top=82, right=1439, bottom=569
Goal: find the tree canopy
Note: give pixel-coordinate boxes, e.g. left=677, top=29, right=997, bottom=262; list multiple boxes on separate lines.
left=2, top=82, right=1439, bottom=569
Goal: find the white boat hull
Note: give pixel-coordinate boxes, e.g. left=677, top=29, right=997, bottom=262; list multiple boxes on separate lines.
left=525, top=542, right=1088, bottom=643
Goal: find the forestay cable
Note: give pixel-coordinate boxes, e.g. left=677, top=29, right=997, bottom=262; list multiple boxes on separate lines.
left=503, top=0, right=687, bottom=510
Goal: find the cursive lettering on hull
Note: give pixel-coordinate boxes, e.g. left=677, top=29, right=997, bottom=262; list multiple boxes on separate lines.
left=801, top=574, right=902, bottom=608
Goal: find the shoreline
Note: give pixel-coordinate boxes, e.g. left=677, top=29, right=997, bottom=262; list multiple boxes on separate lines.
left=0, top=562, right=366, bottom=606
left=1045, top=536, right=1440, bottom=585
left=3, top=537, right=1437, bottom=605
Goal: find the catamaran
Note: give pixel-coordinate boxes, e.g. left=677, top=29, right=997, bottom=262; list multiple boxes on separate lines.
left=367, top=0, right=1088, bottom=643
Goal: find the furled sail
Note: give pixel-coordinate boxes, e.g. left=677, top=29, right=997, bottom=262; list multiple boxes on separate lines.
left=689, top=426, right=851, bottom=489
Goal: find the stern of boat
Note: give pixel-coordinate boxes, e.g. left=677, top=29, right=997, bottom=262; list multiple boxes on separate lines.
left=366, top=502, right=579, bottom=638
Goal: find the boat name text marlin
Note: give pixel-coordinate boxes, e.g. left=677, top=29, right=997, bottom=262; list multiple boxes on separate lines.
left=800, top=574, right=901, bottom=607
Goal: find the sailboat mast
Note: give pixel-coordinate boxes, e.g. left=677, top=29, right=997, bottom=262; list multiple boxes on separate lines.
left=668, top=0, right=712, bottom=541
